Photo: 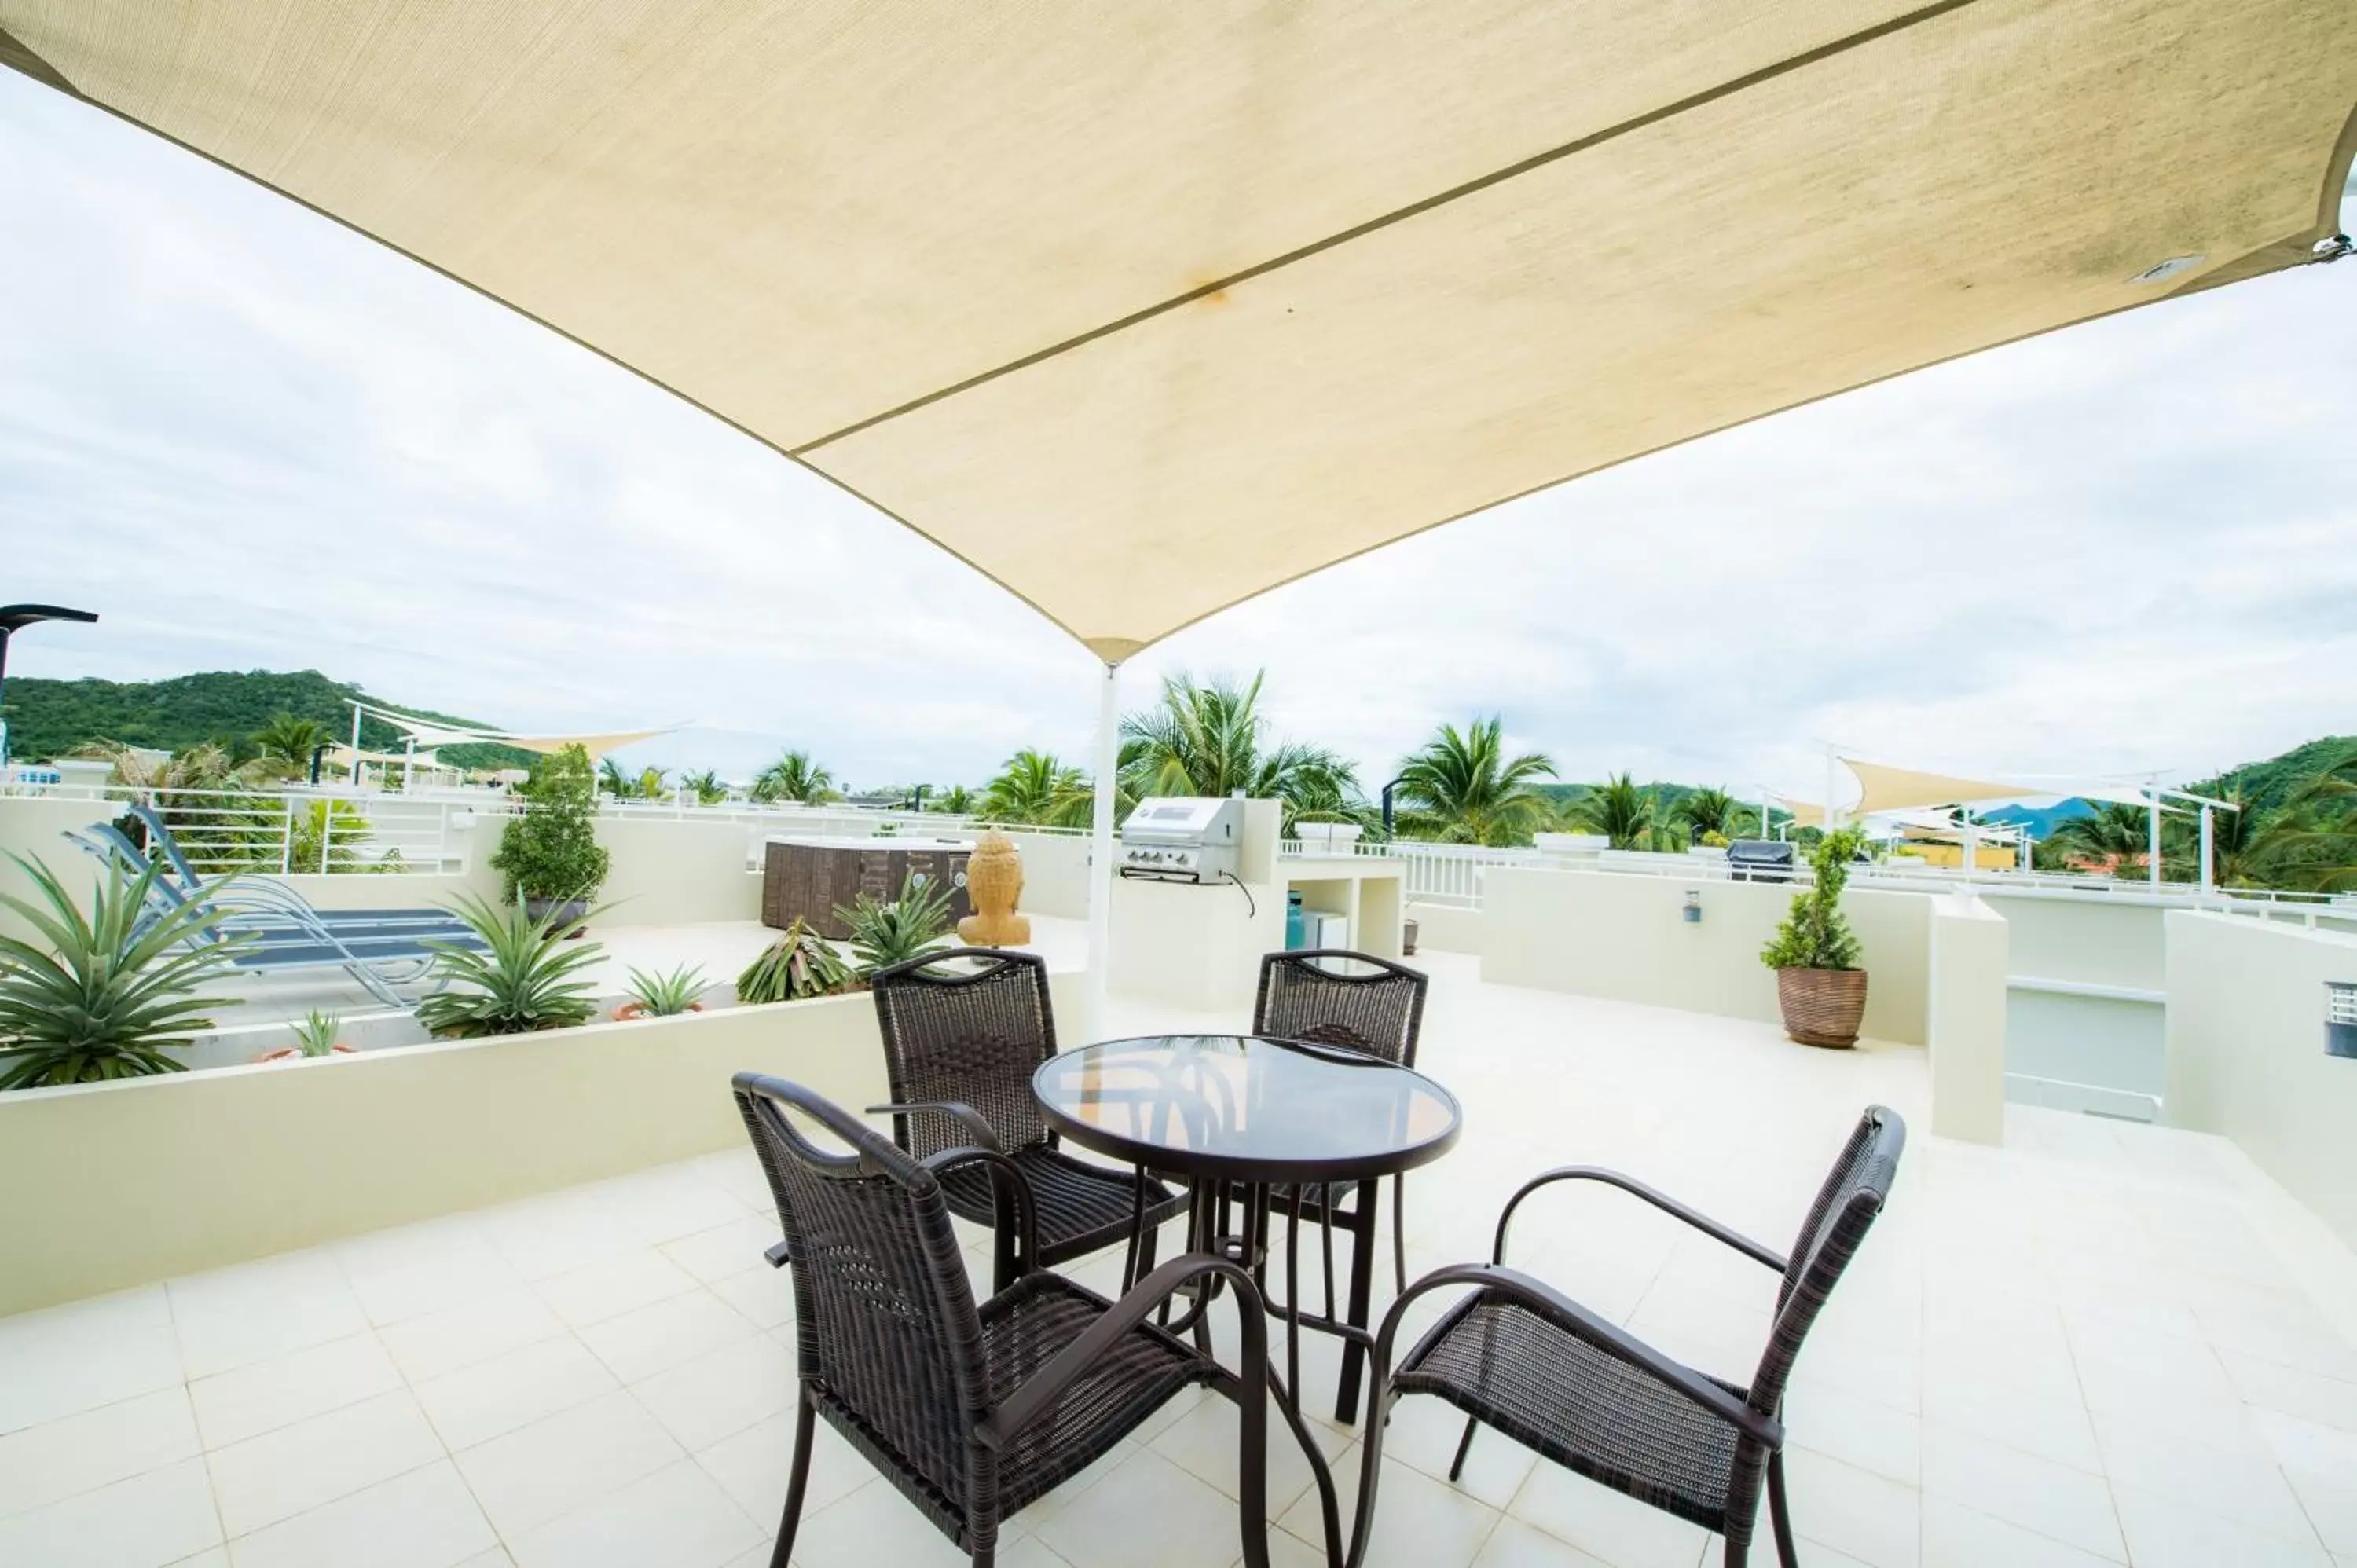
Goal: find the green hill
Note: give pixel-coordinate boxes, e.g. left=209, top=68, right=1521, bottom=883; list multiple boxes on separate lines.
left=0, top=669, right=537, bottom=771
left=2197, top=735, right=2357, bottom=811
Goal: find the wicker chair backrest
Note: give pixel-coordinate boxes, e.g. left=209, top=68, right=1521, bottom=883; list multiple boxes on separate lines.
left=733, top=1074, right=988, bottom=1515
left=1252, top=950, right=1429, bottom=1066
left=1750, top=1105, right=1906, bottom=1412
left=871, top=950, right=1058, bottom=1157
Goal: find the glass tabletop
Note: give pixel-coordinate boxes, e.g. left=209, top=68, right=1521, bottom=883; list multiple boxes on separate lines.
left=1032, top=1034, right=1462, bottom=1184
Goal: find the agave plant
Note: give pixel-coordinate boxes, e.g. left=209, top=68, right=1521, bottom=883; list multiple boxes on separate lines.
left=835, top=874, right=955, bottom=976
left=735, top=918, right=857, bottom=1004
left=621, top=963, right=707, bottom=1017
left=0, top=853, right=247, bottom=1090
left=412, top=896, right=607, bottom=1038
left=291, top=1009, right=342, bottom=1057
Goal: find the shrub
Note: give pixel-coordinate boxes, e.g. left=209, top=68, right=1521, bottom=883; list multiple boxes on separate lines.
left=836, top=873, right=955, bottom=976
left=622, top=963, right=706, bottom=1017
left=1761, top=827, right=1868, bottom=972
left=735, top=919, right=856, bottom=1004
left=491, top=744, right=610, bottom=904
left=413, top=896, right=605, bottom=1037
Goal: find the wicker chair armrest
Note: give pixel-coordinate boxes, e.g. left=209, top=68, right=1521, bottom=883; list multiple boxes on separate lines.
left=918, top=1145, right=1040, bottom=1274
left=976, top=1254, right=1267, bottom=1453
left=1493, top=1167, right=1786, bottom=1273
left=870, top=1100, right=1003, bottom=1152
left=1380, top=1263, right=1782, bottom=1449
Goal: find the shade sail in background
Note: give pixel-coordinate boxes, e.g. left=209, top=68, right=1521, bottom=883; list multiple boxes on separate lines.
left=3, top=2, right=2352, bottom=660
left=1841, top=758, right=2040, bottom=817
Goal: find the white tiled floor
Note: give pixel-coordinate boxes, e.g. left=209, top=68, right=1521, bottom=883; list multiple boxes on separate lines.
left=6, top=952, right=2357, bottom=1566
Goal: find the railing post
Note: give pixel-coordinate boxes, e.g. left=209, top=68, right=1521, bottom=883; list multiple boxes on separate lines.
left=319, top=803, right=332, bottom=874
left=280, top=794, right=295, bottom=877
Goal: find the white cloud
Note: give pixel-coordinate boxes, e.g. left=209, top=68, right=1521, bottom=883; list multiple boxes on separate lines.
left=2, top=71, right=2353, bottom=797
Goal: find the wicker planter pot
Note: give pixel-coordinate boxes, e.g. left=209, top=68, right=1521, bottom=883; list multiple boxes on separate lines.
left=1776, top=966, right=1868, bottom=1049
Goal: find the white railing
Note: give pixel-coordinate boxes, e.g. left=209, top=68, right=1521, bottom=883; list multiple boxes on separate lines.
left=12, top=784, right=481, bottom=877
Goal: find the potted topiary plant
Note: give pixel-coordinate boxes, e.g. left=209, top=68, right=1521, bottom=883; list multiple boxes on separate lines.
left=1761, top=826, right=1870, bottom=1048
left=490, top=743, right=610, bottom=932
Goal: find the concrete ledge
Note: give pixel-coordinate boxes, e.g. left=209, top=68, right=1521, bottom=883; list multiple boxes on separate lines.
left=0, top=970, right=1082, bottom=1315
left=1929, top=895, right=2009, bottom=1144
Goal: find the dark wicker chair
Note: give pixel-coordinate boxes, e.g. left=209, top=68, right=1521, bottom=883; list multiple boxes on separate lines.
left=1252, top=949, right=1428, bottom=1407
left=734, top=1074, right=1281, bottom=1568
left=870, top=948, right=1188, bottom=1291
left=1347, top=1105, right=1906, bottom=1568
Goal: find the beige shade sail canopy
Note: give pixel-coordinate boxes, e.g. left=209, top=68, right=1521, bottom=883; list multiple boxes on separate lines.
left=1840, top=758, right=2040, bottom=818
left=4, top=2, right=2352, bottom=659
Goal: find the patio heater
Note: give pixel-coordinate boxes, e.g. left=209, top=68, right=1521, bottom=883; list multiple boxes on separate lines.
left=0, top=603, right=98, bottom=770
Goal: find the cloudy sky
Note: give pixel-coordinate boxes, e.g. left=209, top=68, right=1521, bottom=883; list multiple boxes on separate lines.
left=3, top=71, right=2353, bottom=800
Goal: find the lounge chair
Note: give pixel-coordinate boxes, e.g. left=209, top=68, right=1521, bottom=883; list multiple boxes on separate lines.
left=67, top=819, right=483, bottom=1007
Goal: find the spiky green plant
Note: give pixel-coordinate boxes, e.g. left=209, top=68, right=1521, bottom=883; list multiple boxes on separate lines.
left=1563, top=772, right=1658, bottom=850
left=1119, top=671, right=1358, bottom=823
left=1761, top=828, right=1868, bottom=972
left=623, top=963, right=707, bottom=1017
left=682, top=769, right=730, bottom=806
left=735, top=918, right=857, bottom=1004
left=412, top=896, right=607, bottom=1038
left=836, top=874, right=955, bottom=977
left=751, top=749, right=840, bottom=805
left=291, top=1009, right=342, bottom=1057
left=1391, top=717, right=1555, bottom=845
left=0, top=854, right=247, bottom=1090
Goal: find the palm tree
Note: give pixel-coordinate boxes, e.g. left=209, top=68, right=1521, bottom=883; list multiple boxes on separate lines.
left=1671, top=786, right=1739, bottom=842
left=930, top=784, right=977, bottom=815
left=597, top=757, right=633, bottom=798
left=680, top=768, right=729, bottom=806
left=636, top=765, right=669, bottom=800
left=752, top=749, right=839, bottom=805
left=251, top=713, right=332, bottom=773
left=2267, top=749, right=2357, bottom=892
left=981, top=749, right=1095, bottom=827
left=1118, top=672, right=1361, bottom=830
left=2050, top=802, right=2154, bottom=876
left=1391, top=718, right=1555, bottom=845
left=1563, top=772, right=1657, bottom=849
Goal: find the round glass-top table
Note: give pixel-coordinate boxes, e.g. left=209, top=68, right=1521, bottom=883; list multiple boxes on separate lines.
left=1033, top=1033, right=1462, bottom=1185
left=1034, top=1034, right=1461, bottom=1444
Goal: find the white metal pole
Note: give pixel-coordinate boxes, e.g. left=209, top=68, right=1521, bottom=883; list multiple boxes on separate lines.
left=404, top=736, right=416, bottom=793
left=2199, top=804, right=2215, bottom=894
left=1824, top=750, right=1841, bottom=830
left=2146, top=789, right=2162, bottom=888
left=349, top=702, right=363, bottom=782
left=1083, top=661, right=1122, bottom=1042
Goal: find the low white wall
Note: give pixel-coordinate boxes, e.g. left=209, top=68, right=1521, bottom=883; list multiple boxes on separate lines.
left=597, top=814, right=763, bottom=924
left=996, top=830, right=1091, bottom=921
left=1483, top=867, right=1934, bottom=1044
left=2165, top=912, right=2357, bottom=1249
left=1928, top=895, right=2009, bottom=1143
left=1982, top=892, right=2165, bottom=992
left=0, top=794, right=119, bottom=937
left=0, top=970, right=1083, bottom=1316
left=1404, top=900, right=1483, bottom=954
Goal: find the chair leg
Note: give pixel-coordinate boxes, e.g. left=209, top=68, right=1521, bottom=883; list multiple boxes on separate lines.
left=1446, top=1416, right=1479, bottom=1482
left=1722, top=1538, right=1748, bottom=1567
left=769, top=1387, right=816, bottom=1568
left=1767, top=1450, right=1799, bottom=1568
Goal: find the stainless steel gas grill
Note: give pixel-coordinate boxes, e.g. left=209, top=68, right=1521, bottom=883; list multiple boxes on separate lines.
left=1117, top=797, right=1245, bottom=884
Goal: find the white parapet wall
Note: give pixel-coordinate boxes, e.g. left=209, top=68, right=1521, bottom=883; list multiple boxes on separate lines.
left=1403, top=900, right=1483, bottom=955
left=1927, top=894, right=2010, bottom=1144
left=2165, top=911, right=2357, bottom=1251
left=0, top=970, right=1083, bottom=1317
left=1483, top=866, right=1936, bottom=1045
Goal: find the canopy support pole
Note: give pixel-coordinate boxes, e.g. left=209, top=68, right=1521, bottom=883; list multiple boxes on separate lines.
left=2147, top=789, right=2162, bottom=888
left=2199, top=804, right=2215, bottom=895
left=1084, top=661, right=1122, bottom=1042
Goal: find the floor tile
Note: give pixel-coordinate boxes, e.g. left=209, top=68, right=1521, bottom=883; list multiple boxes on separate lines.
left=2093, top=1412, right=2314, bottom=1540
left=577, top=1287, right=755, bottom=1383
left=1277, top=1448, right=1499, bottom=1568
left=1919, top=1423, right=2120, bottom=1563
left=0, top=1288, right=186, bottom=1435
left=0, top=1386, right=200, bottom=1517
left=1788, top=1386, right=1920, bottom=1486
left=2287, top=1465, right=2357, bottom=1557
left=1780, top=1447, right=1921, bottom=1568
left=169, top=1251, right=372, bottom=1381
left=1043, top=1447, right=1286, bottom=1568
left=224, top=1459, right=496, bottom=1568
left=1507, top=1462, right=1709, bottom=1568
left=452, top=1388, right=683, bottom=1539
left=0, top=1453, right=219, bottom=1567
left=508, top=1458, right=761, bottom=1568
left=1469, top=1516, right=1612, bottom=1568
left=206, top=1388, right=443, bottom=1537
left=786, top=1478, right=969, bottom=1568
left=1922, top=1498, right=2123, bottom=1568
left=657, top=1215, right=779, bottom=1286
left=1376, top=1394, right=1538, bottom=1511
left=535, top=1251, right=698, bottom=1332
left=1149, top=1386, right=1351, bottom=1520
left=630, top=1333, right=796, bottom=1452
left=693, top=1404, right=868, bottom=1527
left=706, top=1263, right=796, bottom=1331
left=378, top=1288, right=570, bottom=1385
left=1919, top=1381, right=2101, bottom=1475
left=414, top=1333, right=618, bottom=1451
left=2112, top=1483, right=2332, bottom=1568
left=335, top=1218, right=522, bottom=1329
left=189, top=1332, right=402, bottom=1450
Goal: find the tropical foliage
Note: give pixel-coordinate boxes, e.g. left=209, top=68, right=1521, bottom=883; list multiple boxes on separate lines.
left=836, top=873, right=956, bottom=976
left=413, top=896, right=606, bottom=1037
left=2049, top=803, right=2157, bottom=877
left=491, top=744, right=610, bottom=904
left=622, top=963, right=707, bottom=1017
left=981, top=749, right=1095, bottom=828
left=1762, top=828, right=1868, bottom=972
left=681, top=769, right=730, bottom=806
left=1391, top=718, right=1555, bottom=844
left=251, top=713, right=334, bottom=773
left=735, top=918, right=858, bottom=1004
left=752, top=749, right=840, bottom=805
left=290, top=1009, right=342, bottom=1057
left=0, top=855, right=247, bottom=1089
left=1119, top=672, right=1362, bottom=832
left=1671, top=786, right=1739, bottom=841
left=929, top=784, right=977, bottom=815
left=1561, top=772, right=1659, bottom=849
